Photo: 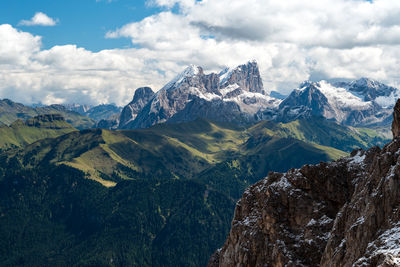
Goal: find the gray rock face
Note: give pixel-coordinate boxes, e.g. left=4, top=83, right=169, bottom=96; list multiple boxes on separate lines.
left=118, top=87, right=154, bottom=128
left=392, top=99, right=400, bottom=138
left=277, top=81, right=331, bottom=121
left=220, top=61, right=264, bottom=94
left=209, top=103, right=400, bottom=267
left=167, top=98, right=252, bottom=125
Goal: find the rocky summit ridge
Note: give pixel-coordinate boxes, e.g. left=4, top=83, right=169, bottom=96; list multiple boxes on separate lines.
left=119, top=61, right=280, bottom=129
left=209, top=99, right=400, bottom=266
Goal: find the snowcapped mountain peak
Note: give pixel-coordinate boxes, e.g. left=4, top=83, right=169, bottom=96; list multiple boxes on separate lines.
left=160, top=64, right=203, bottom=91
left=343, top=77, right=398, bottom=103
left=183, top=64, right=203, bottom=77
left=352, top=77, right=379, bottom=88
left=218, top=62, right=252, bottom=86
left=219, top=67, right=233, bottom=85
left=299, top=80, right=319, bottom=90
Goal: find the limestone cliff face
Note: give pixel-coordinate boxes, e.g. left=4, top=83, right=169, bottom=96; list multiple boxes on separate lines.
left=220, top=61, right=264, bottom=94
left=118, top=87, right=154, bottom=129
left=210, top=99, right=400, bottom=266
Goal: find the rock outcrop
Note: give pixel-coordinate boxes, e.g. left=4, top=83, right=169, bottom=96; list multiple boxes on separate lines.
left=392, top=100, right=400, bottom=138
left=210, top=99, right=400, bottom=266
left=220, top=61, right=264, bottom=94
left=118, top=87, right=155, bottom=128
left=25, top=114, right=71, bottom=129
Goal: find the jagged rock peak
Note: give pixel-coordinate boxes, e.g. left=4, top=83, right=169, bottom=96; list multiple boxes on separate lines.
left=132, top=87, right=154, bottom=103
left=118, top=87, right=155, bottom=128
left=352, top=77, right=383, bottom=88
left=299, top=80, right=319, bottom=89
left=161, top=64, right=204, bottom=91
left=219, top=60, right=264, bottom=94
left=392, top=98, right=400, bottom=138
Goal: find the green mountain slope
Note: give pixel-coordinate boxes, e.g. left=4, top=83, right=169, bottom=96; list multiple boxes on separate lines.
left=0, top=114, right=76, bottom=150
left=0, top=164, right=234, bottom=267
left=249, top=116, right=388, bottom=152
left=0, top=99, right=95, bottom=129
left=3, top=118, right=374, bottom=188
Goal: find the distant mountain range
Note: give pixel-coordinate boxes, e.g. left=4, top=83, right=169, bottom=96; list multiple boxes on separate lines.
left=116, top=61, right=398, bottom=130
left=0, top=99, right=96, bottom=129
left=64, top=103, right=122, bottom=124
left=1, top=60, right=398, bottom=134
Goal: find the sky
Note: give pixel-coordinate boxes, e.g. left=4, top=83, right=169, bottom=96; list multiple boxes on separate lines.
left=1, top=0, right=400, bottom=106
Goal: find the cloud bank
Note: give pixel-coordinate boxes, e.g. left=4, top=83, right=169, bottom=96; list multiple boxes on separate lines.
left=19, top=12, right=58, bottom=26
left=2, top=0, right=400, bottom=106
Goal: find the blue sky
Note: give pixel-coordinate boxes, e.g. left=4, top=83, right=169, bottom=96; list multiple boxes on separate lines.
left=1, top=0, right=400, bottom=106
left=0, top=0, right=162, bottom=51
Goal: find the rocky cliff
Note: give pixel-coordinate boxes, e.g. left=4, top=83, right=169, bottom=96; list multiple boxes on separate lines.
left=210, top=100, right=400, bottom=266
left=118, top=87, right=155, bottom=128
left=219, top=61, right=264, bottom=94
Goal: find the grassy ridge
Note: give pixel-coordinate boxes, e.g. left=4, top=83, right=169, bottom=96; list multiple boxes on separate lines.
left=250, top=116, right=388, bottom=152
left=2, top=118, right=388, bottom=188
left=0, top=99, right=95, bottom=129
left=0, top=118, right=76, bottom=150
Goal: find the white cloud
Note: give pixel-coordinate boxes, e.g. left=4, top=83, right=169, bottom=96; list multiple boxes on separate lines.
left=106, top=0, right=400, bottom=92
left=0, top=24, right=168, bottom=105
left=2, top=0, right=400, bottom=106
left=19, top=12, right=58, bottom=26
left=0, top=24, right=41, bottom=65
